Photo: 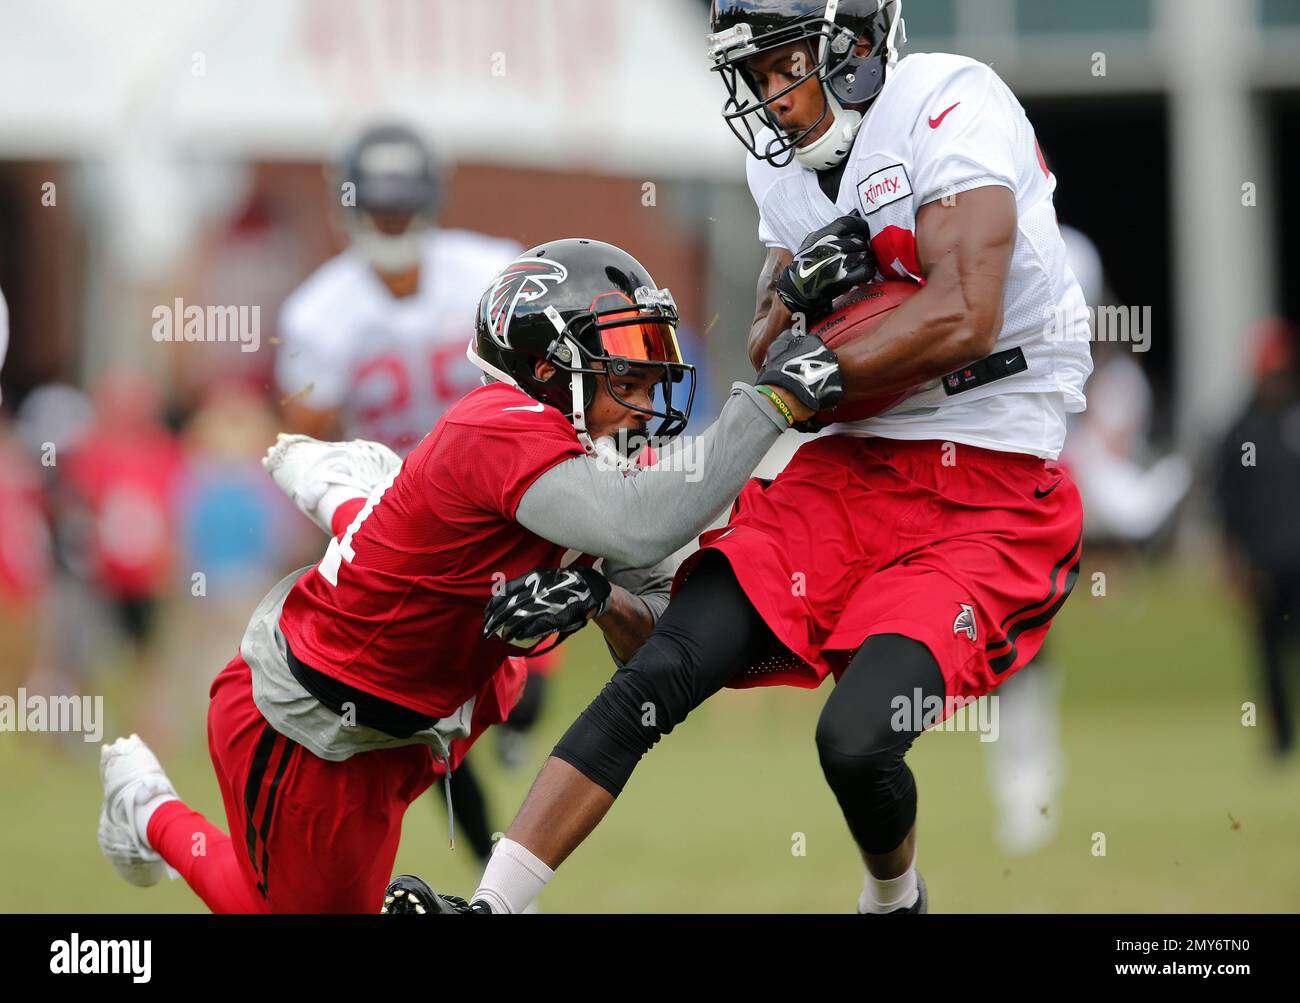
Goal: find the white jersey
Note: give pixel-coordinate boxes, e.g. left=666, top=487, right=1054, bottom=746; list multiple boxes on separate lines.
left=276, top=228, right=521, bottom=452
left=747, top=52, right=1092, bottom=459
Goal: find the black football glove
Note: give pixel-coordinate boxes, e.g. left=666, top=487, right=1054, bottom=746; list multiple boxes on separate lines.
left=757, top=329, right=844, bottom=415
left=483, top=566, right=612, bottom=647
left=776, top=212, right=878, bottom=321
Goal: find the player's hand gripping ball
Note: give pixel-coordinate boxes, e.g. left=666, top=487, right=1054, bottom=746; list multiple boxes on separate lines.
left=757, top=328, right=845, bottom=416
left=483, top=566, right=612, bottom=648
left=776, top=211, right=879, bottom=321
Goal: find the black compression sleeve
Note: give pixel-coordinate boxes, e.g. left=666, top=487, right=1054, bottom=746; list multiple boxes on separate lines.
left=551, top=552, right=780, bottom=796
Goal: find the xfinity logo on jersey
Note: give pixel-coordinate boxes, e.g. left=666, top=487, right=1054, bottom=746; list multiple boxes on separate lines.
left=484, top=259, right=569, bottom=347
left=857, top=164, right=913, bottom=215
left=50, top=934, right=151, bottom=983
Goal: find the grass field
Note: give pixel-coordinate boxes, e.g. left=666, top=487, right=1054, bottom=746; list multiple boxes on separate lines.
left=3, top=556, right=1298, bottom=913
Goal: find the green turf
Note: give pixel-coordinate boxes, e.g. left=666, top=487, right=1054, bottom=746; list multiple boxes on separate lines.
left=3, top=557, right=1297, bottom=912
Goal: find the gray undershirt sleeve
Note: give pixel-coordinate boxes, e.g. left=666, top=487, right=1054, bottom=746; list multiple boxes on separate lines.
left=516, top=382, right=787, bottom=570
left=603, top=553, right=678, bottom=623
left=598, top=553, right=678, bottom=668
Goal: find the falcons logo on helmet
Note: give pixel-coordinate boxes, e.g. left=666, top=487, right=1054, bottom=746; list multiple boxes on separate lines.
left=484, top=259, right=569, bottom=347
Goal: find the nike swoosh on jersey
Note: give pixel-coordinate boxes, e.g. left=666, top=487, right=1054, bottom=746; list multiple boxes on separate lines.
left=928, top=101, right=961, bottom=129
left=1033, top=481, right=1060, bottom=499
left=503, top=401, right=546, bottom=412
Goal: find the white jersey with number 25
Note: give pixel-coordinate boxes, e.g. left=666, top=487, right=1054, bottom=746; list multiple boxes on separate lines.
left=276, top=228, right=521, bottom=454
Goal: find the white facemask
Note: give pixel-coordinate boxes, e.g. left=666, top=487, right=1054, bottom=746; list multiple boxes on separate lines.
left=346, top=213, right=431, bottom=275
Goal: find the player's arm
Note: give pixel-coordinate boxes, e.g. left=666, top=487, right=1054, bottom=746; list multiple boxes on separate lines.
left=595, top=559, right=673, bottom=662
left=748, top=247, right=793, bottom=371
left=832, top=185, right=1016, bottom=401
left=515, top=346, right=842, bottom=571
left=592, top=584, right=657, bottom=663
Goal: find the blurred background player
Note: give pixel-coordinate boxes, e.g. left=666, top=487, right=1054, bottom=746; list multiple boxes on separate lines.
left=1060, top=227, right=1191, bottom=552
left=50, top=373, right=185, bottom=748
left=1214, top=318, right=1300, bottom=757
left=0, top=282, right=55, bottom=695
left=985, top=225, right=1192, bottom=855
left=276, top=121, right=521, bottom=447
left=274, top=121, right=525, bottom=871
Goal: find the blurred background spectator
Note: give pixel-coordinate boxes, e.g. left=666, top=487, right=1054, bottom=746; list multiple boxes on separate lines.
left=1214, top=319, right=1300, bottom=757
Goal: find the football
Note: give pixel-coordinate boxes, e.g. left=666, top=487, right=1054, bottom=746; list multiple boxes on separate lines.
left=809, top=279, right=921, bottom=423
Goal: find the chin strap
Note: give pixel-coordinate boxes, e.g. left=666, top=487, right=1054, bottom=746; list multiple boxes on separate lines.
left=540, top=305, right=599, bottom=458
left=568, top=349, right=595, bottom=457
left=465, top=339, right=519, bottom=388
left=885, top=0, right=906, bottom=62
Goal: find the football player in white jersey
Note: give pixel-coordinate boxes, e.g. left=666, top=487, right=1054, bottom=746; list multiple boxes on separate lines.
left=277, top=123, right=522, bottom=453
left=276, top=123, right=524, bottom=871
left=411, top=0, right=1093, bottom=915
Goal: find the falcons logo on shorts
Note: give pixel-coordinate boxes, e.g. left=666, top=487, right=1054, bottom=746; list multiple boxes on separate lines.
left=484, top=259, right=569, bottom=347
left=953, top=603, right=977, bottom=642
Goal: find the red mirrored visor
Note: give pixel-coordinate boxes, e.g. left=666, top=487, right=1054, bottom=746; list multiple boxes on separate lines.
left=596, top=317, right=683, bottom=365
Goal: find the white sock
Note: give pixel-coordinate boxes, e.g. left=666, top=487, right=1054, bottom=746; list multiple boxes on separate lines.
left=858, top=850, right=919, bottom=914
left=473, top=838, right=554, bottom=914
left=316, top=484, right=366, bottom=533
left=135, top=791, right=180, bottom=851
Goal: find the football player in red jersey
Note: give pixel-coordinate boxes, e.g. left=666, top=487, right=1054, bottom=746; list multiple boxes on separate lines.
left=279, top=121, right=520, bottom=871
left=94, top=237, right=844, bottom=912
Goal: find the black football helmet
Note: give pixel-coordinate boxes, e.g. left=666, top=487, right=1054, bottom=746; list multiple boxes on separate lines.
left=335, top=122, right=442, bottom=273
left=707, top=0, right=906, bottom=170
left=468, top=238, right=696, bottom=448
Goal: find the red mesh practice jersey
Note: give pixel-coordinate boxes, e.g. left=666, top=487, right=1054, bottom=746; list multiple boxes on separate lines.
left=279, top=383, right=586, bottom=718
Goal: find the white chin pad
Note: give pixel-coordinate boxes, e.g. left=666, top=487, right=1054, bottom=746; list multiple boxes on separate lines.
left=592, top=435, right=637, bottom=473
left=794, top=91, right=863, bottom=172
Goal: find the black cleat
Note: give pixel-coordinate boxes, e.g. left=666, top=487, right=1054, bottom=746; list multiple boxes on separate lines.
left=381, top=874, right=490, bottom=915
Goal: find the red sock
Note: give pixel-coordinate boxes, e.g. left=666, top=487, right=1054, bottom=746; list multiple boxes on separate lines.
left=147, top=800, right=267, bottom=914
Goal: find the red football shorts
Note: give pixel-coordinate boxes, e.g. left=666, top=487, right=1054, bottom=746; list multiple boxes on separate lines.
left=676, top=436, right=1083, bottom=704
left=203, top=652, right=525, bottom=912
